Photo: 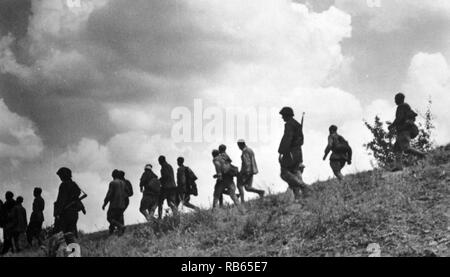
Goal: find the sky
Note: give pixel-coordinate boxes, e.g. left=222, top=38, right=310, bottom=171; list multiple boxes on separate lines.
left=1, top=0, right=450, bottom=233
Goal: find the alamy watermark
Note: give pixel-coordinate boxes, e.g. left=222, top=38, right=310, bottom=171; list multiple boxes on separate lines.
left=367, top=0, right=382, bottom=8
left=171, top=99, right=283, bottom=144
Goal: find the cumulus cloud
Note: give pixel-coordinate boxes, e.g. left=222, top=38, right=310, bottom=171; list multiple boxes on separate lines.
left=0, top=98, right=43, bottom=162
left=403, top=52, right=450, bottom=144
left=334, top=0, right=450, bottom=33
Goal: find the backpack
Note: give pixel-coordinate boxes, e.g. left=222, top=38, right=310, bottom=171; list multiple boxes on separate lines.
left=334, top=135, right=351, bottom=154
left=405, top=108, right=419, bottom=139
left=185, top=167, right=198, bottom=196
left=146, top=178, right=161, bottom=194
left=223, top=163, right=239, bottom=177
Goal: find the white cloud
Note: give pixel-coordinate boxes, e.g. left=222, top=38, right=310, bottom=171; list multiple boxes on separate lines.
left=335, top=0, right=450, bottom=33
left=403, top=52, right=450, bottom=145
left=0, top=98, right=43, bottom=162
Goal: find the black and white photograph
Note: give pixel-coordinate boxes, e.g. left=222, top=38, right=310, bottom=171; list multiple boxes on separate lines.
left=0, top=0, right=449, bottom=262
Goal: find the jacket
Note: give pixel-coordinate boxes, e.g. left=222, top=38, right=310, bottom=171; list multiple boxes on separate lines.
left=324, top=133, right=352, bottom=161
left=160, top=163, right=177, bottom=189
left=391, top=103, right=417, bottom=132
left=30, top=196, right=45, bottom=223
left=54, top=180, right=81, bottom=216
left=278, top=118, right=304, bottom=155
left=240, top=147, right=259, bottom=175
left=104, top=179, right=128, bottom=210
left=10, top=204, right=28, bottom=233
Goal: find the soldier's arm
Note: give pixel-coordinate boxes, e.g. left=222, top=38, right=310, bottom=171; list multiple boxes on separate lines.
left=347, top=144, right=353, bottom=164
left=139, top=173, right=146, bottom=192
left=213, top=160, right=222, bottom=180
left=103, top=183, right=113, bottom=209
left=177, top=168, right=186, bottom=187
left=241, top=151, right=252, bottom=174
left=323, top=137, right=333, bottom=160
left=278, top=124, right=294, bottom=154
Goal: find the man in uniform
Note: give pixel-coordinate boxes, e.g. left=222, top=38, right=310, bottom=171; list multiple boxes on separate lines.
left=54, top=167, right=82, bottom=237
left=118, top=171, right=133, bottom=210
left=278, top=107, right=312, bottom=200
left=176, top=157, right=199, bottom=211
left=103, top=170, right=128, bottom=236
left=157, top=156, right=178, bottom=219
left=212, top=150, right=241, bottom=209
left=10, top=196, right=27, bottom=252
left=27, top=187, right=45, bottom=247
left=139, top=164, right=161, bottom=221
left=323, top=125, right=352, bottom=181
left=1, top=192, right=16, bottom=255
left=237, top=139, right=265, bottom=203
left=388, top=93, right=426, bottom=171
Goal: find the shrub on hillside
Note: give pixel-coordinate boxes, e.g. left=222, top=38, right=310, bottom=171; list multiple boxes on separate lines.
left=364, top=99, right=435, bottom=169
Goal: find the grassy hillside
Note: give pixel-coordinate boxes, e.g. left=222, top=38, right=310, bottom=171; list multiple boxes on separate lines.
left=6, top=145, right=450, bottom=257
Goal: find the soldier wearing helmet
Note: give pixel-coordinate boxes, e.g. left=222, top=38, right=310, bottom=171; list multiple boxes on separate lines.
left=278, top=107, right=312, bottom=201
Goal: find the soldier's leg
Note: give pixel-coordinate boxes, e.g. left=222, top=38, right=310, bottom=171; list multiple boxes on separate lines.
left=236, top=174, right=245, bottom=203
left=118, top=209, right=126, bottom=236
left=224, top=179, right=240, bottom=207
left=139, top=196, right=151, bottom=221
left=330, top=160, right=344, bottom=181
left=405, top=147, right=426, bottom=158
left=167, top=189, right=179, bottom=216
left=149, top=200, right=158, bottom=218
left=213, top=180, right=225, bottom=209
left=392, top=132, right=409, bottom=171
left=26, top=224, right=34, bottom=246
left=157, top=192, right=165, bottom=219
left=183, top=195, right=199, bottom=210
left=218, top=194, right=224, bottom=207
left=237, top=185, right=245, bottom=203
left=1, top=232, right=13, bottom=255
left=13, top=232, right=21, bottom=252
left=107, top=209, right=115, bottom=233
left=37, top=221, right=43, bottom=246
left=64, top=211, right=79, bottom=238
left=281, top=167, right=308, bottom=199
left=243, top=175, right=265, bottom=197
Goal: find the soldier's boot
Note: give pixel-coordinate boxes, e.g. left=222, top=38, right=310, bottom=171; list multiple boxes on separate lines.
left=184, top=201, right=199, bottom=211
left=391, top=152, right=404, bottom=172
left=291, top=186, right=302, bottom=200
left=406, top=147, right=427, bottom=159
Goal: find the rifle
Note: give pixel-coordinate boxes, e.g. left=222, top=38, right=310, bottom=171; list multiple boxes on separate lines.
left=55, top=190, right=88, bottom=217
left=300, top=112, right=306, bottom=173
left=301, top=112, right=305, bottom=129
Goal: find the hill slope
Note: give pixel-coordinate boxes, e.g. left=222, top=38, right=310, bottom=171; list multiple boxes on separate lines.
left=8, top=145, right=450, bottom=257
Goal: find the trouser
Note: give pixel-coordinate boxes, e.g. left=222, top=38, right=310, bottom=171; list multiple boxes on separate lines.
left=107, top=208, right=125, bottom=233
left=280, top=166, right=311, bottom=199
left=177, top=190, right=199, bottom=210
left=140, top=194, right=159, bottom=220
left=213, top=176, right=240, bottom=208
left=1, top=230, right=13, bottom=255
left=330, top=159, right=346, bottom=181
left=393, top=130, right=426, bottom=169
left=54, top=210, right=79, bottom=238
left=1, top=230, right=22, bottom=254
left=27, top=221, right=43, bottom=246
left=158, top=188, right=178, bottom=219
left=237, top=174, right=264, bottom=203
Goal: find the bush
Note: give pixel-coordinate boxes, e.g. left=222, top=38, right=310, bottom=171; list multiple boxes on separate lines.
left=364, top=99, right=435, bottom=169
